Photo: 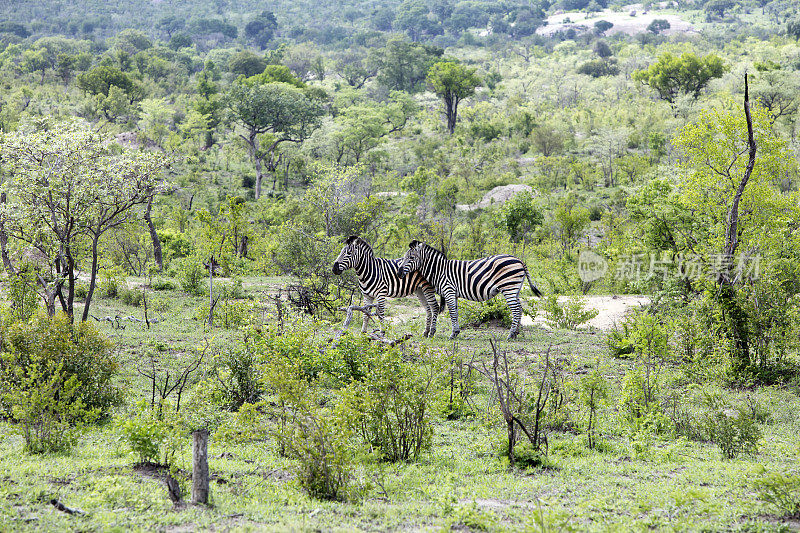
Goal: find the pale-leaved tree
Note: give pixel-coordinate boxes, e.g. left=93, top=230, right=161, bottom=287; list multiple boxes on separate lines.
left=0, top=118, right=166, bottom=320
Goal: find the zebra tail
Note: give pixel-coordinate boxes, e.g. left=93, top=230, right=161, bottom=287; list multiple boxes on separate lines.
left=524, top=265, right=543, bottom=298
left=438, top=294, right=446, bottom=313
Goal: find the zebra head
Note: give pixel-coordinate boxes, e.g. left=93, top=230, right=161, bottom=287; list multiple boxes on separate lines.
left=332, top=235, right=369, bottom=275
left=398, top=240, right=424, bottom=279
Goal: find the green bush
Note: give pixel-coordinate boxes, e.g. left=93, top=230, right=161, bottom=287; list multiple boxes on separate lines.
left=74, top=282, right=89, bottom=300
left=7, top=270, right=39, bottom=321
left=286, top=413, right=353, bottom=501
left=498, top=440, right=546, bottom=469
left=211, top=345, right=263, bottom=410
left=697, top=391, right=761, bottom=459
left=2, top=357, right=97, bottom=453
left=0, top=313, right=119, bottom=453
left=754, top=470, right=800, bottom=517
left=181, top=261, right=206, bottom=296
left=99, top=267, right=125, bottom=298
left=460, top=298, right=511, bottom=328
left=115, top=401, right=182, bottom=465
left=151, top=278, right=176, bottom=291
left=194, top=299, right=254, bottom=329
left=336, top=345, right=433, bottom=462
left=541, top=295, right=598, bottom=329
left=0, top=313, right=121, bottom=418
left=120, top=287, right=144, bottom=307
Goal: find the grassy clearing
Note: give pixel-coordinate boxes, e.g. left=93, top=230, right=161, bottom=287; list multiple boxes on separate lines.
left=2, top=279, right=800, bottom=531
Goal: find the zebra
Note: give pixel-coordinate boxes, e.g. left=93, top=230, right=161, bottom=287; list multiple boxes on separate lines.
left=332, top=236, right=440, bottom=337
left=398, top=240, right=542, bottom=340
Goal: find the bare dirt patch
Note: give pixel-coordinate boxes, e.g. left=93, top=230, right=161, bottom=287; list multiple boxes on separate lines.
left=537, top=5, right=695, bottom=37
left=524, top=295, right=650, bottom=331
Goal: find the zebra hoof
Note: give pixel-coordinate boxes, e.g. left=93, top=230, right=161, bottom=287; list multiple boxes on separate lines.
left=422, top=329, right=430, bottom=337
left=449, top=330, right=460, bottom=340
left=508, top=330, right=519, bottom=340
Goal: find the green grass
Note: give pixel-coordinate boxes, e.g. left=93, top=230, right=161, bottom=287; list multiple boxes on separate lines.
left=2, top=279, right=800, bottom=531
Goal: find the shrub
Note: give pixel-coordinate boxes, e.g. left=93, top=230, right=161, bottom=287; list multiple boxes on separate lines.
left=542, top=295, right=598, bottom=329
left=697, top=391, right=761, bottom=459
left=0, top=313, right=118, bottom=453
left=754, top=470, right=800, bottom=517
left=115, top=401, right=182, bottom=465
left=2, top=357, right=97, bottom=453
left=99, top=267, right=125, bottom=298
left=460, top=298, right=512, bottom=328
left=7, top=270, right=39, bottom=321
left=151, top=278, right=177, bottom=291
left=194, top=299, right=254, bottom=329
left=211, top=345, right=263, bottom=410
left=286, top=413, right=353, bottom=501
left=498, top=440, right=546, bottom=469
left=181, top=261, right=206, bottom=296
left=336, top=346, right=433, bottom=462
left=120, top=287, right=144, bottom=307
left=74, top=282, right=89, bottom=300
left=0, top=313, right=121, bottom=418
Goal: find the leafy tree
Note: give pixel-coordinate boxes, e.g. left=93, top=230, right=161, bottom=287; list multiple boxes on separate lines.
left=245, top=11, right=278, bottom=49
left=193, top=70, right=223, bottom=149
left=427, top=60, right=481, bottom=134
left=76, top=65, right=144, bottom=103
left=647, top=19, right=671, bottom=34
left=228, top=50, right=268, bottom=77
left=594, top=20, right=613, bottom=35
left=0, top=119, right=165, bottom=320
left=577, top=58, right=619, bottom=77
left=156, top=15, right=185, bottom=39
left=632, top=52, right=726, bottom=103
left=631, top=96, right=800, bottom=370
left=704, top=0, right=735, bottom=18
left=592, top=40, right=613, bottom=58
left=168, top=33, right=193, bottom=50
left=374, top=38, right=443, bottom=93
left=0, top=22, right=30, bottom=38
left=788, top=18, right=800, bottom=40
left=498, top=191, right=543, bottom=244
left=228, top=79, right=324, bottom=199
left=394, top=0, right=440, bottom=41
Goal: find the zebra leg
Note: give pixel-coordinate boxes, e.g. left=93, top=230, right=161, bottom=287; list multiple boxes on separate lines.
left=443, top=290, right=460, bottom=340
left=502, top=286, right=523, bottom=340
left=414, top=288, right=432, bottom=337
left=361, top=295, right=375, bottom=334
left=375, top=294, right=387, bottom=333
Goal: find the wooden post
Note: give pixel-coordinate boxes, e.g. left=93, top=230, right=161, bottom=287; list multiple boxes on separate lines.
left=191, top=428, right=209, bottom=505
left=204, top=256, right=218, bottom=328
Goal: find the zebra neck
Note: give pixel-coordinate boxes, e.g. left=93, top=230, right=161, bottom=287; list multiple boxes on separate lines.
left=353, top=253, right=371, bottom=278
left=422, top=253, right=446, bottom=285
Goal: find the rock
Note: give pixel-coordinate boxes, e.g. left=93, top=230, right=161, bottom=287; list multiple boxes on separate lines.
left=456, top=184, right=533, bottom=211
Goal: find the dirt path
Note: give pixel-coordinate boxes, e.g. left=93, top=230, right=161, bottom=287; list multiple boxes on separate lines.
left=387, top=295, right=650, bottom=332
left=523, top=295, right=650, bottom=331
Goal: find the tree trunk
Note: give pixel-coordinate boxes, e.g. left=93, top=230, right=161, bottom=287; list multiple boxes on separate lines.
left=238, top=235, right=248, bottom=258
left=718, top=72, right=757, bottom=371
left=64, top=245, right=75, bottom=320
left=145, top=196, right=163, bottom=271
left=248, top=130, right=264, bottom=200
left=0, top=193, right=15, bottom=274
left=81, top=236, right=101, bottom=322
left=191, top=429, right=210, bottom=505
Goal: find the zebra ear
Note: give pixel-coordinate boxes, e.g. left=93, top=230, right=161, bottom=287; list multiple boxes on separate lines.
left=409, top=240, right=421, bottom=249
left=344, top=235, right=359, bottom=245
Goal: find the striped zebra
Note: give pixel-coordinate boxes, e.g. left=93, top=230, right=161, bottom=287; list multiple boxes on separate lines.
left=398, top=240, right=542, bottom=339
left=332, top=236, right=440, bottom=337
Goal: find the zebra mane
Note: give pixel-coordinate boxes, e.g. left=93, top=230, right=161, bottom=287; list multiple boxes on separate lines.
left=410, top=240, right=446, bottom=260
left=344, top=235, right=374, bottom=257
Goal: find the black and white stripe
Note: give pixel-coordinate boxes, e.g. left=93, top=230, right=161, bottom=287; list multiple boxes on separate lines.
left=332, top=236, right=440, bottom=336
left=398, top=240, right=542, bottom=339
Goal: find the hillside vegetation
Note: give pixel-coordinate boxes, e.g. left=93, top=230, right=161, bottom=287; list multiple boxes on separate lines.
left=1, top=0, right=800, bottom=529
